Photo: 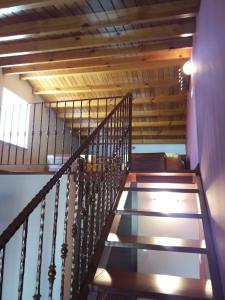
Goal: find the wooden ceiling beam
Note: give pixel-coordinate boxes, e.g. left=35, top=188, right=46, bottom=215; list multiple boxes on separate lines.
left=20, top=57, right=187, bottom=80
left=0, top=39, right=192, bottom=67
left=0, top=0, right=64, bottom=10
left=0, top=1, right=198, bottom=38
left=2, top=48, right=191, bottom=74
left=132, top=138, right=185, bottom=144
left=81, top=130, right=185, bottom=137
left=0, top=22, right=195, bottom=57
left=66, top=120, right=186, bottom=129
left=81, top=138, right=185, bottom=144
left=34, top=80, right=179, bottom=95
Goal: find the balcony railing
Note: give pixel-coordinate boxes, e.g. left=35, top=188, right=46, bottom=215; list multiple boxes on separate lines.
left=0, top=93, right=132, bottom=300
left=0, top=96, right=123, bottom=171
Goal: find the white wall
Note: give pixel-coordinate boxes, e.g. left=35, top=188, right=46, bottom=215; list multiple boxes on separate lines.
left=132, top=144, right=186, bottom=154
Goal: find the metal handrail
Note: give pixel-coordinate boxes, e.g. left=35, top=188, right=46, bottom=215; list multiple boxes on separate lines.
left=0, top=92, right=132, bottom=300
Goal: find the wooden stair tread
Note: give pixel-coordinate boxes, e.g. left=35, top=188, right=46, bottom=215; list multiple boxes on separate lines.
left=90, top=268, right=213, bottom=300
left=116, top=208, right=202, bottom=219
left=105, top=233, right=206, bottom=253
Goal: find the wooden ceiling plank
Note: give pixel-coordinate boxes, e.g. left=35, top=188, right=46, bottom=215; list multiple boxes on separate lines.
left=0, top=39, right=192, bottom=67
left=133, top=94, right=187, bottom=104
left=20, top=58, right=188, bottom=80
left=2, top=48, right=191, bottom=74
left=34, top=80, right=179, bottom=95
left=0, top=0, right=199, bottom=38
left=0, top=22, right=195, bottom=57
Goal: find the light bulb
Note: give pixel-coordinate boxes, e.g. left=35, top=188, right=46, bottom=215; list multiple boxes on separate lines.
left=182, top=60, right=194, bottom=75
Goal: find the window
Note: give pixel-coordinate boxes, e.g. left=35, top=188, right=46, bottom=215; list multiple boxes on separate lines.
left=0, top=88, right=30, bottom=148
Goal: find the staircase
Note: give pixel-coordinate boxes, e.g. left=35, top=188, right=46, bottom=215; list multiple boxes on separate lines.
left=89, top=170, right=224, bottom=299
left=0, top=92, right=224, bottom=300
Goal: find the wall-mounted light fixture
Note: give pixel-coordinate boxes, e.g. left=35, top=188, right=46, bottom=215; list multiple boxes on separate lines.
left=182, top=60, right=194, bottom=76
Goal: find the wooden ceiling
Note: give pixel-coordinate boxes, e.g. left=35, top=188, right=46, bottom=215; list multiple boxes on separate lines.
left=0, top=0, right=200, bottom=144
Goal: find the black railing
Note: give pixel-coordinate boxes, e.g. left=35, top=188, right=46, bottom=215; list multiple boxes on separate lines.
left=0, top=96, right=122, bottom=171
left=0, top=93, right=132, bottom=300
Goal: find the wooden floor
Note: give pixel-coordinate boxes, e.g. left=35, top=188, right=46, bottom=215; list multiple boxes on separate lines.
left=88, top=170, right=223, bottom=299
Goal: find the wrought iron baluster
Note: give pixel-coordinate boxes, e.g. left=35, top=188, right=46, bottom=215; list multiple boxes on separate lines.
left=53, top=102, right=58, bottom=165
left=70, top=101, right=75, bottom=156
left=123, top=98, right=126, bottom=167
left=48, top=180, right=60, bottom=300
left=38, top=103, right=44, bottom=165
left=69, top=158, right=83, bottom=299
left=120, top=103, right=124, bottom=172
left=86, top=169, right=92, bottom=266
left=128, top=94, right=133, bottom=168
left=100, top=125, right=107, bottom=227
left=125, top=97, right=129, bottom=168
left=86, top=138, right=95, bottom=259
left=45, top=103, right=51, bottom=165
left=7, top=103, right=14, bottom=165
left=15, top=103, right=22, bottom=165
left=60, top=168, right=71, bottom=300
left=22, top=103, right=29, bottom=165
left=18, top=218, right=28, bottom=300
left=104, top=119, right=110, bottom=215
left=0, top=105, right=8, bottom=164
left=105, top=97, right=108, bottom=118
left=114, top=107, right=120, bottom=198
left=61, top=102, right=66, bottom=164
left=79, top=100, right=82, bottom=147
left=90, top=137, right=97, bottom=254
left=88, top=99, right=91, bottom=136
left=30, top=103, right=36, bottom=165
left=0, top=247, right=5, bottom=300
left=33, top=197, right=46, bottom=300
left=109, top=114, right=114, bottom=211
left=97, top=98, right=99, bottom=127
left=95, top=131, right=102, bottom=241
left=78, top=156, right=88, bottom=287
left=81, top=147, right=90, bottom=274
left=117, top=106, right=122, bottom=184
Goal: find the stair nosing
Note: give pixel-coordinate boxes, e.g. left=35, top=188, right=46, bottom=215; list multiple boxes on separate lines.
left=116, top=208, right=202, bottom=219
left=105, top=234, right=207, bottom=254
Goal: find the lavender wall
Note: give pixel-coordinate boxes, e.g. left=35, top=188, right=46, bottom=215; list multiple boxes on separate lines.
left=187, top=0, right=225, bottom=293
